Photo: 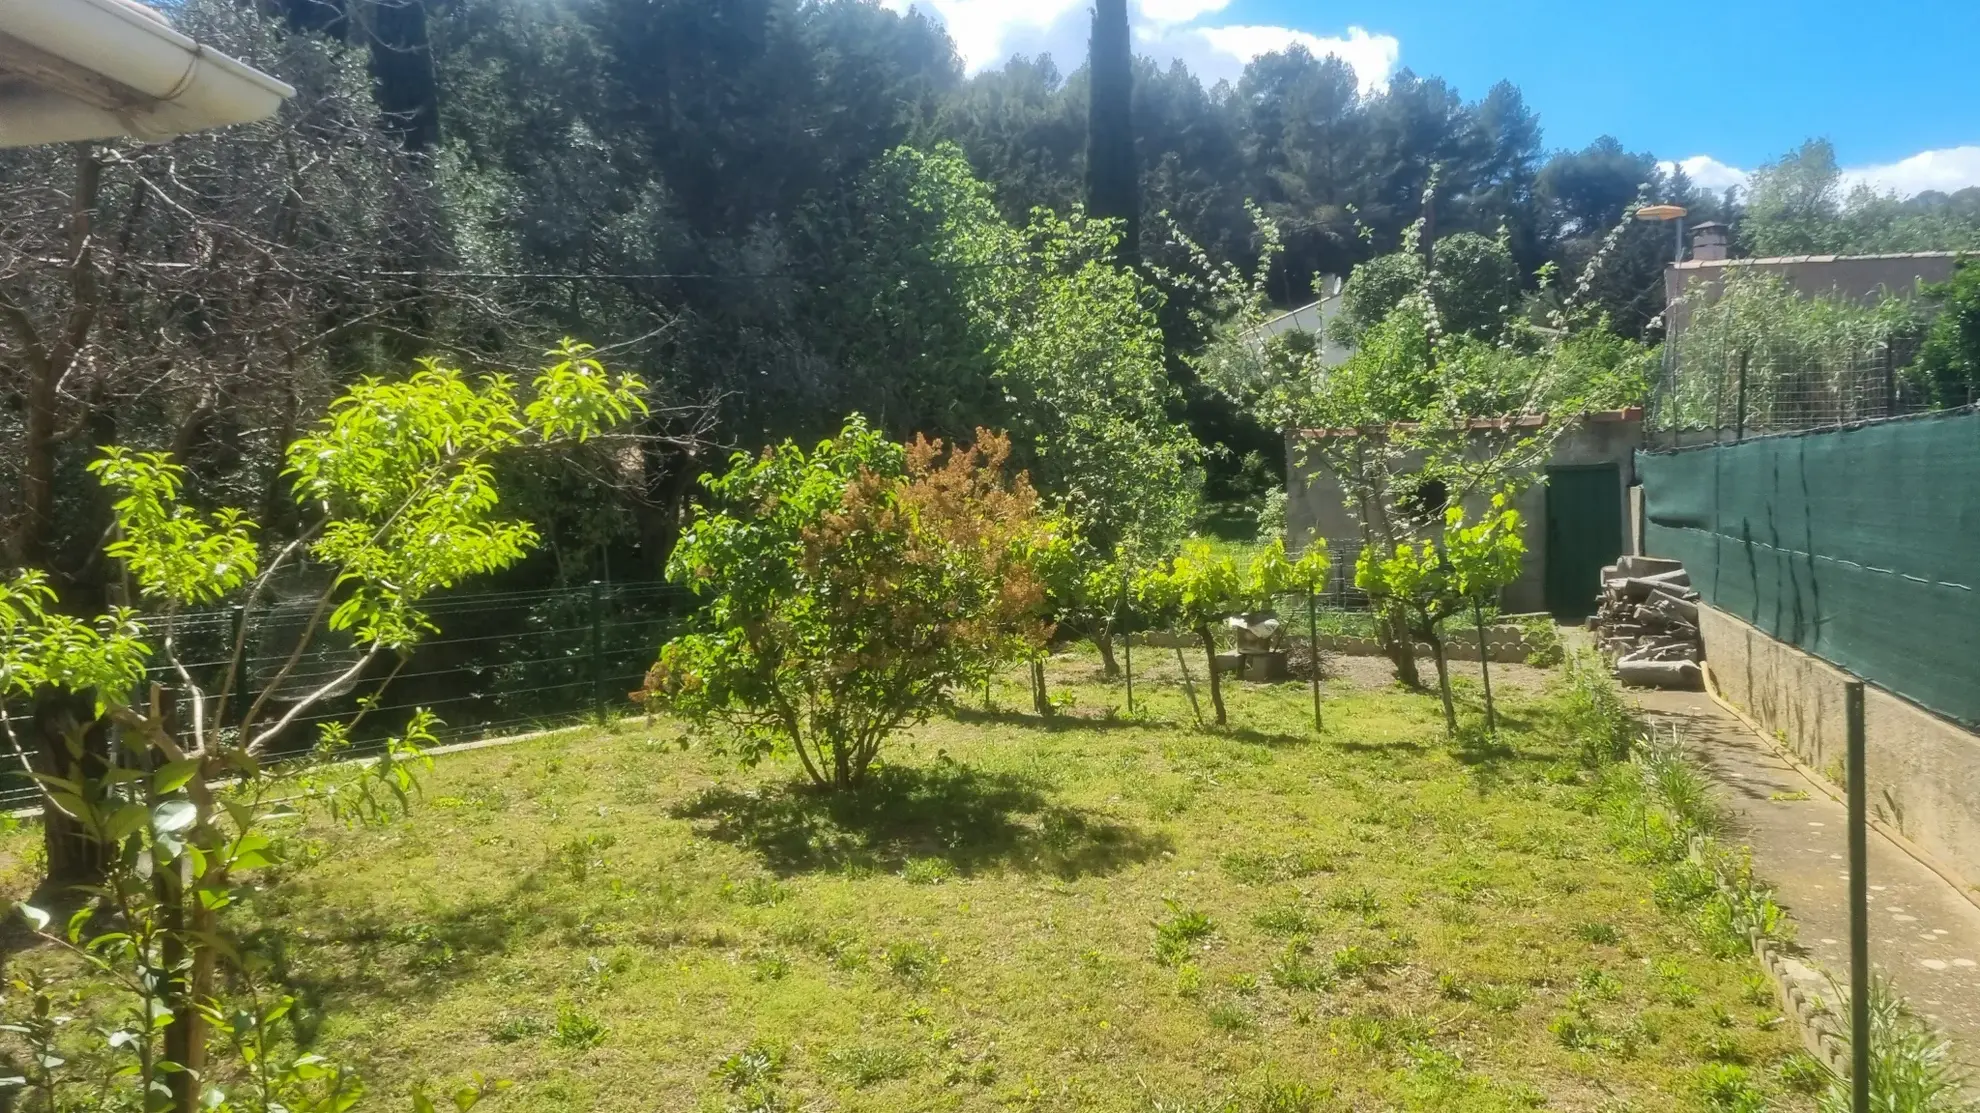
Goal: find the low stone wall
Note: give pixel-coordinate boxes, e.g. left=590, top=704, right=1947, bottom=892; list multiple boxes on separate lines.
left=1315, top=631, right=1533, bottom=664
left=1698, top=603, right=1980, bottom=891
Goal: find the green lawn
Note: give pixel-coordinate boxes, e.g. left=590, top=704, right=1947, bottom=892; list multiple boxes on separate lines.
left=5, top=650, right=1814, bottom=1112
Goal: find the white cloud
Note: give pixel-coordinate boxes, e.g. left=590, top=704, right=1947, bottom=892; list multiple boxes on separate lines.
left=1134, top=0, right=1234, bottom=26
left=884, top=0, right=1085, bottom=72
left=1660, top=155, right=1751, bottom=193
left=1660, top=146, right=1980, bottom=199
left=1841, top=146, right=1980, bottom=197
left=888, top=0, right=1397, bottom=89
left=1185, top=25, right=1399, bottom=92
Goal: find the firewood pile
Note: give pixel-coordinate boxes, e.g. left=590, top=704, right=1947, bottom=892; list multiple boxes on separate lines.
left=1590, top=555, right=1703, bottom=689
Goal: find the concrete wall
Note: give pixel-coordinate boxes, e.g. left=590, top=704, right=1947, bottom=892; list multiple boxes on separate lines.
left=1664, top=253, right=1959, bottom=335
left=1286, top=413, right=1643, bottom=614
left=1699, top=603, right=1980, bottom=890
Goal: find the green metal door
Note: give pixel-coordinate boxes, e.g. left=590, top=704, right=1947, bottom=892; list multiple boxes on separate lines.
left=1544, top=464, right=1623, bottom=620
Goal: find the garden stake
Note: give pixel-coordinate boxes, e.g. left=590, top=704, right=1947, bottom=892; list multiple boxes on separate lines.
left=1175, top=647, right=1203, bottom=727
left=1846, top=680, right=1869, bottom=1113
left=1121, top=572, right=1134, bottom=715
left=1473, top=599, right=1496, bottom=735
left=1306, top=587, right=1321, bottom=732
left=589, top=579, right=605, bottom=724
left=1123, top=631, right=1134, bottom=715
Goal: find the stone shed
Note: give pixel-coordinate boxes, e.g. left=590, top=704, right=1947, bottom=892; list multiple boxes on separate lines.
left=1285, top=409, right=1644, bottom=618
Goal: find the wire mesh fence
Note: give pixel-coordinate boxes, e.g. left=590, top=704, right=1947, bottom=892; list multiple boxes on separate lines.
left=0, top=580, right=686, bottom=810
left=1647, top=277, right=1980, bottom=440
left=0, top=537, right=1384, bottom=813
left=1643, top=335, right=1972, bottom=440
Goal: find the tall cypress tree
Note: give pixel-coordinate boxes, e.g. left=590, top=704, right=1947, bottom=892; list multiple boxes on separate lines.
left=1085, top=0, right=1138, bottom=264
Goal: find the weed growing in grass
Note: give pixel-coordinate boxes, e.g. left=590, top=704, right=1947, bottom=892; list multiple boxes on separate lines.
left=1206, top=1001, right=1255, bottom=1032
left=1740, top=973, right=1774, bottom=1006
left=825, top=1043, right=919, bottom=1087
left=1816, top=976, right=1979, bottom=1113
left=1575, top=921, right=1622, bottom=945
left=716, top=1040, right=786, bottom=1092
left=750, top=949, right=792, bottom=981
left=1326, top=885, right=1382, bottom=917
left=1221, top=848, right=1334, bottom=885
left=885, top=940, right=943, bottom=984
left=725, top=875, right=790, bottom=906
left=902, top=856, right=957, bottom=884
left=1434, top=971, right=1469, bottom=1000
left=1473, top=982, right=1528, bottom=1013
left=1776, top=1051, right=1830, bottom=1094
left=1253, top=1077, right=1325, bottom=1113
left=1559, top=650, right=1638, bottom=764
left=1253, top=902, right=1320, bottom=936
left=1269, top=942, right=1333, bottom=992
left=1696, top=1063, right=1767, bottom=1113
left=553, top=1004, right=608, bottom=1048
left=556, top=832, right=618, bottom=881
left=490, top=1013, right=546, bottom=1043
left=1154, top=900, right=1215, bottom=965
left=1576, top=966, right=1623, bottom=999
left=1654, top=959, right=1702, bottom=1007
left=1329, top=945, right=1380, bottom=979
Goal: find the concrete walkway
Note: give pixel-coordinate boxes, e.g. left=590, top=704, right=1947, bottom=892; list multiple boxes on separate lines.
left=1634, top=688, right=1980, bottom=1064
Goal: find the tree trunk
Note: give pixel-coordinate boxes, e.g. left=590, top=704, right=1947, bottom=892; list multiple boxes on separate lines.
left=1427, top=627, right=1457, bottom=735
left=1085, top=0, right=1138, bottom=264
left=1092, top=619, right=1120, bottom=678
left=1379, top=606, right=1423, bottom=689
left=32, top=689, right=110, bottom=887
left=638, top=445, right=699, bottom=580
left=1030, top=659, right=1049, bottom=716
left=158, top=863, right=210, bottom=1113
left=1198, top=626, right=1226, bottom=726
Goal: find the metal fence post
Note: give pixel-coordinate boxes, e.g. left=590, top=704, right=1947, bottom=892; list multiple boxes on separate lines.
left=1846, top=679, right=1870, bottom=1113
left=589, top=580, right=605, bottom=725
left=1307, top=587, right=1322, bottom=733
left=1882, top=343, right=1898, bottom=419
left=1735, top=350, right=1749, bottom=443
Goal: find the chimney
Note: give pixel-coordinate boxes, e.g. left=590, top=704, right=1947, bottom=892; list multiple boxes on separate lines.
left=1688, top=221, right=1729, bottom=262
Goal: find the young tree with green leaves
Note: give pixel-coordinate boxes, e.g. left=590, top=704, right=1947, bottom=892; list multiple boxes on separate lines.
left=1355, top=497, right=1525, bottom=734
left=1135, top=540, right=1248, bottom=727
left=641, top=418, right=1064, bottom=789
left=1177, top=183, right=1654, bottom=691
left=0, top=342, right=644, bottom=1112
left=1248, top=537, right=1331, bottom=731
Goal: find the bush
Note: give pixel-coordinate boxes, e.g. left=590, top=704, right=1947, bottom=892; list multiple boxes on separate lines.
left=641, top=418, right=1061, bottom=789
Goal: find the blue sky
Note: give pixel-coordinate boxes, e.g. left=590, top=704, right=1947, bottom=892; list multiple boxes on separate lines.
left=888, top=0, right=1980, bottom=196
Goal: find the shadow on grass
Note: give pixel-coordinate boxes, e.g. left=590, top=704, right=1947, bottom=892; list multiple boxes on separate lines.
left=671, top=761, right=1169, bottom=880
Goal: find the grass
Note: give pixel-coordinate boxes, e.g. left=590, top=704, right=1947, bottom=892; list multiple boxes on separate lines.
left=0, top=645, right=1819, bottom=1112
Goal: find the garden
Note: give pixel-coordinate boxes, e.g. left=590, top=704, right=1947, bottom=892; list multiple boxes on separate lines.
left=0, top=645, right=1826, bottom=1112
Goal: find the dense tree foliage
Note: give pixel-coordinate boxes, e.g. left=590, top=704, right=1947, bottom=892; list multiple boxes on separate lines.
left=1742, top=139, right=1980, bottom=257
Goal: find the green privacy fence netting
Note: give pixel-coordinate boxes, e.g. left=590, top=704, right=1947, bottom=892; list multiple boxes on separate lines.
left=1636, top=408, right=1980, bottom=728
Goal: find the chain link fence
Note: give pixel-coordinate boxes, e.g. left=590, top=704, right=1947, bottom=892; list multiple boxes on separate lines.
left=0, top=580, right=685, bottom=810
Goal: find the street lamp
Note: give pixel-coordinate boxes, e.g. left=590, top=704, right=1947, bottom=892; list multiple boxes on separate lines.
left=1636, top=203, right=1689, bottom=263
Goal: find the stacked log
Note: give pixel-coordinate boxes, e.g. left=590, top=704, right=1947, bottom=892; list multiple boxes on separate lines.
left=1589, top=555, right=1704, bottom=689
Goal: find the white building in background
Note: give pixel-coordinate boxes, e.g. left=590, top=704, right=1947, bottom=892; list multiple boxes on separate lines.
left=1239, top=274, right=1352, bottom=369
left=1, top=0, right=292, bottom=148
